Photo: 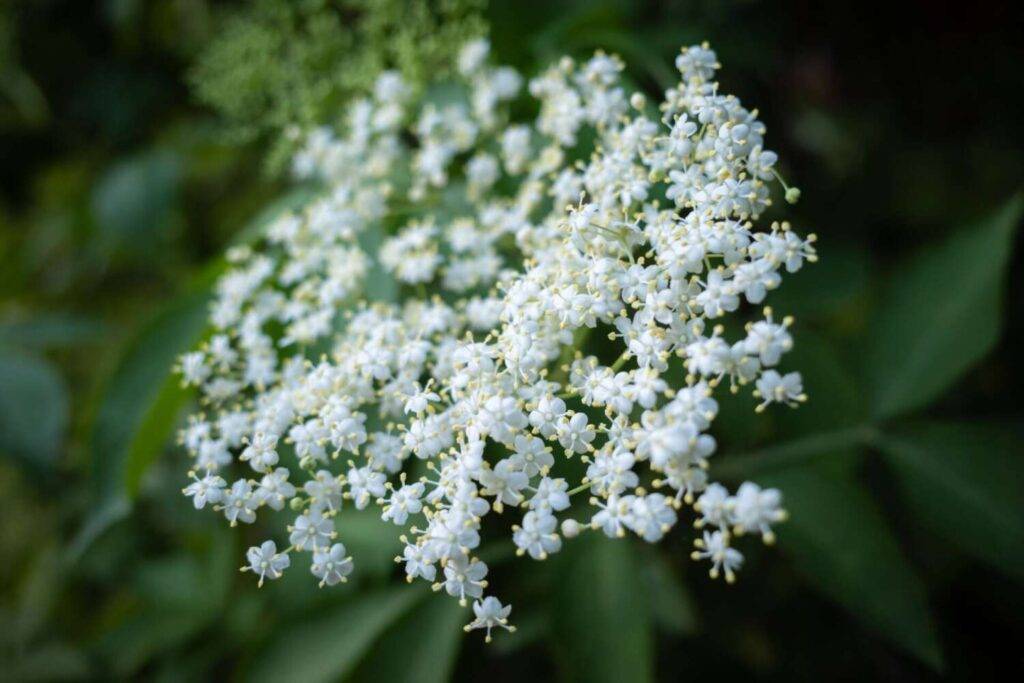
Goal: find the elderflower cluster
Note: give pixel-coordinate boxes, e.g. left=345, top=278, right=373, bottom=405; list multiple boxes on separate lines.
left=178, top=39, right=816, bottom=639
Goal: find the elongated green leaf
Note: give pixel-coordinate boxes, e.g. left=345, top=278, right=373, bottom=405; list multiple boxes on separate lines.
left=96, top=610, right=213, bottom=678
left=875, top=421, right=1024, bottom=580
left=641, top=549, right=698, bottom=636
left=715, top=425, right=873, bottom=480
left=89, top=187, right=319, bottom=508
left=89, top=284, right=211, bottom=504
left=866, top=193, right=1022, bottom=419
left=248, top=588, right=422, bottom=683
left=773, top=327, right=865, bottom=434
left=0, top=346, right=69, bottom=469
left=767, top=245, right=870, bottom=320
left=763, top=470, right=943, bottom=669
left=351, top=593, right=465, bottom=683
left=552, top=535, right=653, bottom=683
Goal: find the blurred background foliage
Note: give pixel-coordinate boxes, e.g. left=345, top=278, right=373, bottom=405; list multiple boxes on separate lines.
left=1, top=0, right=1022, bottom=680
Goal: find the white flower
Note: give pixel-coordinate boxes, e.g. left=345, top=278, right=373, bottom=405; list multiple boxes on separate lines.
left=401, top=542, right=437, bottom=582
left=591, top=494, right=635, bottom=538
left=244, top=541, right=290, bottom=586
left=442, top=554, right=488, bottom=604
left=183, top=473, right=225, bottom=509
left=627, top=493, right=678, bottom=542
left=479, top=459, right=529, bottom=507
left=177, top=40, right=810, bottom=637
left=425, top=512, right=481, bottom=560
left=403, top=384, right=440, bottom=415
left=509, top=434, right=553, bottom=476
left=695, top=483, right=731, bottom=529
left=239, top=432, right=279, bottom=472
left=501, top=125, right=531, bottom=174
left=513, top=510, right=562, bottom=560
left=692, top=530, right=744, bottom=582
left=381, top=482, right=424, bottom=525
left=257, top=468, right=296, bottom=511
left=222, top=479, right=257, bottom=526
left=529, top=395, right=566, bottom=437
left=754, top=370, right=806, bottom=410
left=289, top=511, right=334, bottom=551
left=556, top=413, right=595, bottom=454
left=304, top=470, right=343, bottom=513
left=179, top=351, right=210, bottom=386
left=458, top=38, right=490, bottom=76
left=530, top=477, right=570, bottom=511
left=312, top=543, right=354, bottom=586
left=464, top=597, right=515, bottom=642
left=347, top=466, right=387, bottom=510
left=743, top=309, right=793, bottom=366
left=730, top=482, right=786, bottom=542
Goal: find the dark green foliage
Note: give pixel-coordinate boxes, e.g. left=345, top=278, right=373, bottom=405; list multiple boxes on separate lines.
left=1, top=1, right=1023, bottom=681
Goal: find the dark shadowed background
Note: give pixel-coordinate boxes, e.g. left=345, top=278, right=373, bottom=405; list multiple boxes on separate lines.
left=1, top=0, right=1022, bottom=680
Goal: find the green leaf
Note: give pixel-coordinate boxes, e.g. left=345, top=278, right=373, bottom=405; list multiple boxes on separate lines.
left=866, top=193, right=1022, bottom=419
left=234, top=185, right=321, bottom=243
left=89, top=283, right=212, bottom=505
left=875, top=421, right=1024, bottom=580
left=714, top=425, right=873, bottom=481
left=332, top=509, right=404, bottom=580
left=96, top=610, right=212, bottom=678
left=135, top=555, right=208, bottom=612
left=351, top=593, right=465, bottom=683
left=248, top=588, right=422, bottom=683
left=0, top=312, right=106, bottom=349
left=91, top=149, right=182, bottom=248
left=767, top=245, right=870, bottom=321
left=640, top=549, right=698, bottom=636
left=0, top=346, right=68, bottom=469
left=6, top=642, right=90, bottom=682
left=552, top=535, right=653, bottom=683
left=772, top=327, right=864, bottom=434
left=762, top=469, right=943, bottom=669
left=357, top=219, right=399, bottom=304
left=89, top=187, right=319, bottom=509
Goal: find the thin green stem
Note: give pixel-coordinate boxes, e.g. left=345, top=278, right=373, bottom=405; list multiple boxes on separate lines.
left=609, top=351, right=631, bottom=373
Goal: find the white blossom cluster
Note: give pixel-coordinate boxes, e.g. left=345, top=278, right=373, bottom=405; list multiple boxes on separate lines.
left=178, top=39, right=816, bottom=639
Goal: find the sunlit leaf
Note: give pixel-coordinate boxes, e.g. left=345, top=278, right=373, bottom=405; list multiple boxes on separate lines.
left=763, top=469, right=943, bottom=669
left=866, top=193, right=1022, bottom=419
left=876, top=421, right=1024, bottom=580
left=248, top=588, right=422, bottom=683
left=551, top=535, right=653, bottom=683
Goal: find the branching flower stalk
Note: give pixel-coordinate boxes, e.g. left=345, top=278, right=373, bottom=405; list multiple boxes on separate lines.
left=177, top=40, right=816, bottom=638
